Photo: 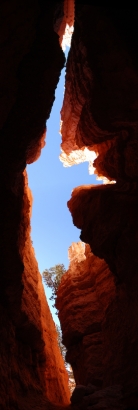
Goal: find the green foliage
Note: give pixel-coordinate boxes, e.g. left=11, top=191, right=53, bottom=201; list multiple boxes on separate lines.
left=42, top=263, right=66, bottom=308
left=56, top=324, right=66, bottom=362
left=42, top=263, right=75, bottom=392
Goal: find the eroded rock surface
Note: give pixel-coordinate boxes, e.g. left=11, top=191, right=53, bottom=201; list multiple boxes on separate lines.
left=0, top=169, right=71, bottom=410
left=56, top=244, right=116, bottom=388
left=71, top=384, right=124, bottom=410
left=57, top=242, right=138, bottom=408
left=0, top=1, right=71, bottom=409
left=59, top=6, right=138, bottom=409
left=1, top=2, right=138, bottom=410
left=60, top=6, right=138, bottom=182
left=68, top=182, right=138, bottom=283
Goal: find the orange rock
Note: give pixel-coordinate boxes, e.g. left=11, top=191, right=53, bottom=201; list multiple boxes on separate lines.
left=0, top=1, right=69, bottom=408
left=20, top=171, right=70, bottom=405
left=56, top=244, right=115, bottom=388
left=60, top=6, right=138, bottom=182
left=1, top=2, right=138, bottom=409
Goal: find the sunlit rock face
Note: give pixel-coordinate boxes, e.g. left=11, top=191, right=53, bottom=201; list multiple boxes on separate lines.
left=68, top=241, right=86, bottom=265
left=59, top=5, right=138, bottom=409
left=57, top=241, right=138, bottom=408
left=60, top=6, right=138, bottom=182
left=0, top=1, right=70, bottom=409
left=54, top=0, right=74, bottom=50
left=11, top=171, right=70, bottom=408
left=68, top=183, right=138, bottom=283
left=2, top=1, right=138, bottom=409
left=56, top=244, right=116, bottom=388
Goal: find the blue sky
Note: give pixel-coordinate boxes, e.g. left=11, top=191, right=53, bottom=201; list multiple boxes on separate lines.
left=27, top=47, right=99, bottom=322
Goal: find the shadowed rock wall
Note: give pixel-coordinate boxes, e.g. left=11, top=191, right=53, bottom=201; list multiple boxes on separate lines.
left=58, top=6, right=138, bottom=409
left=1, top=2, right=138, bottom=409
left=0, top=1, right=71, bottom=409
left=57, top=241, right=138, bottom=408
left=61, top=6, right=138, bottom=182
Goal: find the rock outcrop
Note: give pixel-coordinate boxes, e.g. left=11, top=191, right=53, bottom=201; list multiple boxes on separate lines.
left=56, top=244, right=116, bottom=388
left=0, top=1, right=71, bottom=409
left=57, top=240, right=138, bottom=408
left=58, top=5, right=138, bottom=409
left=71, top=384, right=124, bottom=410
left=60, top=6, right=138, bottom=182
left=1, top=2, right=138, bottom=410
left=54, top=0, right=74, bottom=50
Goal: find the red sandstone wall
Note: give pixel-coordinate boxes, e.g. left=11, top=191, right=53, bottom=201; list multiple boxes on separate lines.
left=1, top=2, right=138, bottom=409
left=60, top=6, right=138, bottom=182
left=59, top=6, right=138, bottom=409
left=56, top=245, right=116, bottom=388
left=21, top=172, right=70, bottom=404
left=0, top=170, right=71, bottom=410
left=54, top=0, right=74, bottom=48
left=0, top=1, right=71, bottom=409
left=57, top=242, right=138, bottom=407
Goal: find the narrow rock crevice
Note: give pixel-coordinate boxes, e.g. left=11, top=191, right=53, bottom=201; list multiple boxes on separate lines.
left=1, top=2, right=138, bottom=410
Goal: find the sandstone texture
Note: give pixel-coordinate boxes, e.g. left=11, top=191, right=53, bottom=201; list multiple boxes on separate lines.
left=1, top=2, right=138, bottom=410
left=56, top=244, right=116, bottom=388
left=54, top=0, right=74, bottom=49
left=60, top=6, right=138, bottom=182
left=58, top=6, right=138, bottom=410
left=0, top=1, right=71, bottom=409
left=71, top=384, right=124, bottom=410
left=57, top=242, right=138, bottom=408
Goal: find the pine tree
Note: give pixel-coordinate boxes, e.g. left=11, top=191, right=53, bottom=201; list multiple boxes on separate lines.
left=42, top=264, right=65, bottom=308
left=42, top=264, right=75, bottom=392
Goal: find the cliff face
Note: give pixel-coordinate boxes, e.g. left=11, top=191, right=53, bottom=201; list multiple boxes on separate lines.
left=1, top=2, right=138, bottom=410
left=58, top=5, right=138, bottom=409
left=61, top=6, right=138, bottom=182
left=57, top=243, right=138, bottom=407
left=0, top=1, right=71, bottom=409
left=56, top=244, right=116, bottom=388
left=1, top=171, right=70, bottom=410
left=68, top=183, right=138, bottom=283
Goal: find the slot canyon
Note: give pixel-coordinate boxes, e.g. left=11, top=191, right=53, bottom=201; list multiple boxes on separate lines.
left=0, top=1, right=138, bottom=409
